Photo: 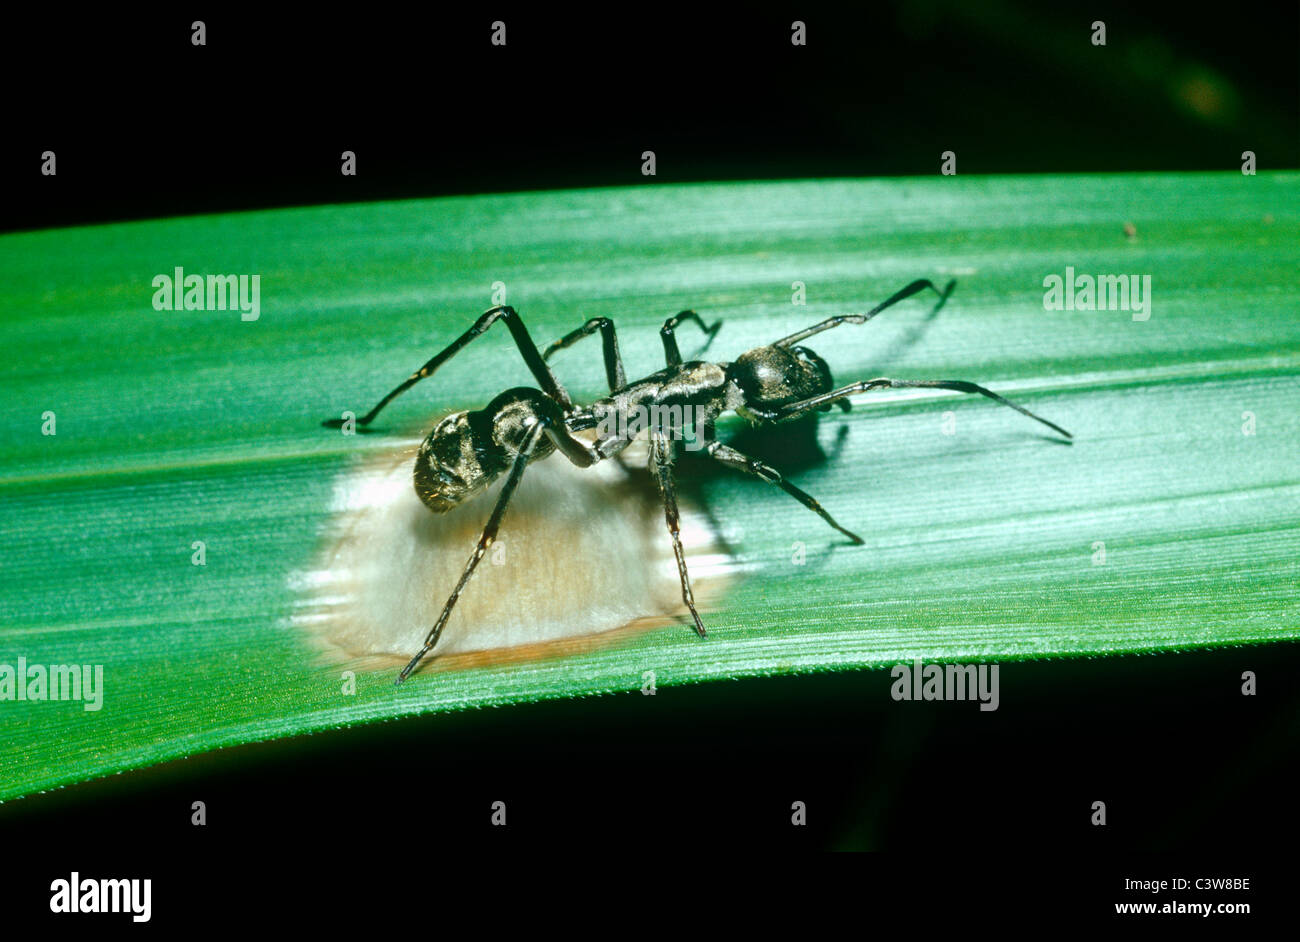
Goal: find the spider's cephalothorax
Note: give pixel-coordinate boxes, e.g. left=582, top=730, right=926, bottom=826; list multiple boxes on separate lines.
left=726, top=343, right=844, bottom=421
left=323, top=279, right=1073, bottom=683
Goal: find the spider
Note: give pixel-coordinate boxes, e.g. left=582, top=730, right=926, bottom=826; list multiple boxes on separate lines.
left=322, top=279, right=1072, bottom=682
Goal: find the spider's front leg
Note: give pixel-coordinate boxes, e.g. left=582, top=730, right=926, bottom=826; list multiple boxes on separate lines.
left=771, top=377, right=1072, bottom=439
left=773, top=278, right=955, bottom=347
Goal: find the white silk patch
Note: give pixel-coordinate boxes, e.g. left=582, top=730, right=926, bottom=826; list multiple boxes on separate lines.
left=290, top=437, right=732, bottom=674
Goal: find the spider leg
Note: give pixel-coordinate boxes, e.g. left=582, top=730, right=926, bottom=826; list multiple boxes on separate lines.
left=649, top=428, right=707, bottom=637
left=542, top=319, right=644, bottom=470
left=774, top=278, right=955, bottom=347
left=324, top=305, right=572, bottom=428
left=706, top=441, right=864, bottom=544
left=773, top=377, right=1073, bottom=439
left=542, top=317, right=627, bottom=392
left=395, top=419, right=549, bottom=683
left=661, top=310, right=722, bottom=366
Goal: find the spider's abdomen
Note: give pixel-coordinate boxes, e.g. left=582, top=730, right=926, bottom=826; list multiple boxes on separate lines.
left=413, top=389, right=559, bottom=514
left=414, top=411, right=494, bottom=513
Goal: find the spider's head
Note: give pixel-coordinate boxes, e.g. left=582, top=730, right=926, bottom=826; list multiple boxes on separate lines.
left=727, top=344, right=841, bottom=422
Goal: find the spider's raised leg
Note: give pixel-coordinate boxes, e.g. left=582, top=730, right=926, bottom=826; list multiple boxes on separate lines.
left=542, top=317, right=627, bottom=392
left=661, top=310, right=722, bottom=366
left=774, top=377, right=1073, bottom=439
left=775, top=278, right=955, bottom=347
left=395, top=419, right=550, bottom=683
left=324, top=305, right=573, bottom=428
left=705, top=441, right=863, bottom=544
left=649, top=428, right=707, bottom=637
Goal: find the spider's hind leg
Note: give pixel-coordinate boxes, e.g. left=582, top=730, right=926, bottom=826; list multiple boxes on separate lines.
left=325, top=305, right=572, bottom=429
left=395, top=420, right=547, bottom=682
left=649, top=429, right=708, bottom=638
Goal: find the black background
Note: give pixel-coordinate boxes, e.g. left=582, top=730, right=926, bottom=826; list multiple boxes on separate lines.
left=2, top=0, right=1297, bottom=920
left=2, top=2, right=1296, bottom=231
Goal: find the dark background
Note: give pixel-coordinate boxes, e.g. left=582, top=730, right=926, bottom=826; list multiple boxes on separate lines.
left=2, top=2, right=1296, bottom=232
left=2, top=0, right=1297, bottom=915
left=7, top=645, right=1298, bottom=915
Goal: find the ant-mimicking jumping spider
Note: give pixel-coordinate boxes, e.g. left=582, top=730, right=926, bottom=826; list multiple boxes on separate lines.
left=323, top=279, right=1072, bottom=682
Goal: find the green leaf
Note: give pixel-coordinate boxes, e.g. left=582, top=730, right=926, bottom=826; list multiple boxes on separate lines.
left=2, top=172, right=1297, bottom=800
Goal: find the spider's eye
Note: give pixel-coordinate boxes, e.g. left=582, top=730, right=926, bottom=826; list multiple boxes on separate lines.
left=790, top=346, right=835, bottom=398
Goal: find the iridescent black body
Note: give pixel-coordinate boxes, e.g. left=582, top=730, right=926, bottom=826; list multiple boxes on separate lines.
left=322, top=279, right=1072, bottom=682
